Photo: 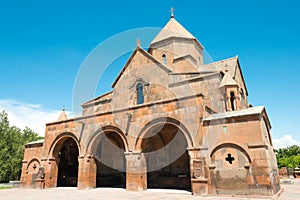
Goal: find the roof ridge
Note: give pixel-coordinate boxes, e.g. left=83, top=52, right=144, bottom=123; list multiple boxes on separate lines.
left=81, top=91, right=113, bottom=106
left=202, top=56, right=238, bottom=67
left=112, top=46, right=173, bottom=88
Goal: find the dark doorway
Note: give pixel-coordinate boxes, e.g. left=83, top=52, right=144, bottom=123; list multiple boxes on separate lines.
left=57, top=138, right=79, bottom=187
left=94, top=132, right=126, bottom=188
left=142, top=124, right=191, bottom=190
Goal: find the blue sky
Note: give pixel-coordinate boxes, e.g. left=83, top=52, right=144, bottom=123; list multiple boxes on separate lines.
left=0, top=0, right=299, bottom=147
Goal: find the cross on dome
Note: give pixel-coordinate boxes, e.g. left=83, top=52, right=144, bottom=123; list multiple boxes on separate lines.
left=170, top=7, right=175, bottom=18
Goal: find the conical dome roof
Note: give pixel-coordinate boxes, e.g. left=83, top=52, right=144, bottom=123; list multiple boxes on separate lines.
left=57, top=108, right=68, bottom=121
left=151, top=17, right=196, bottom=45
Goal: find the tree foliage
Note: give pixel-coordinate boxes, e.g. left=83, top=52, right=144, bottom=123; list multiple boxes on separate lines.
left=275, top=145, right=300, bottom=168
left=0, top=110, right=43, bottom=183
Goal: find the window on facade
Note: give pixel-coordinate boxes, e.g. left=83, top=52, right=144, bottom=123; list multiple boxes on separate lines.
left=162, top=54, right=166, bottom=65
left=136, top=83, right=144, bottom=104
left=230, top=92, right=235, bottom=111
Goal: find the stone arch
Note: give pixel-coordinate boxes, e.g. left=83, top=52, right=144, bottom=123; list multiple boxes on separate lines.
left=86, top=125, right=129, bottom=153
left=27, top=158, right=40, bottom=174
left=135, top=117, right=193, bottom=151
left=48, top=133, right=80, bottom=187
left=210, top=143, right=252, bottom=195
left=48, top=132, right=80, bottom=158
left=135, top=117, right=192, bottom=190
left=210, top=143, right=251, bottom=164
left=87, top=125, right=128, bottom=188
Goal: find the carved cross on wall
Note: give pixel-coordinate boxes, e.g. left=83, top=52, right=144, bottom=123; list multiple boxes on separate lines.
left=225, top=153, right=235, bottom=164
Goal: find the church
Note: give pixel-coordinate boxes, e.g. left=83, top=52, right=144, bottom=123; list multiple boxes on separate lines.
left=20, top=13, right=281, bottom=197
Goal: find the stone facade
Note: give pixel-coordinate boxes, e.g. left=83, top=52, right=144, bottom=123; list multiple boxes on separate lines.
left=20, top=16, right=281, bottom=197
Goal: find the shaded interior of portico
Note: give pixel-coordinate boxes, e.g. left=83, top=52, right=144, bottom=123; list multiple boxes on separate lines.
left=92, top=132, right=126, bottom=188
left=141, top=123, right=191, bottom=190
left=57, top=138, right=79, bottom=187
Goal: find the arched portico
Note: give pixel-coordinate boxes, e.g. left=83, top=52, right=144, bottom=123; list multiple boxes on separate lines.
left=133, top=118, right=193, bottom=191
left=135, top=117, right=193, bottom=151
left=49, top=133, right=80, bottom=188
left=88, top=126, right=128, bottom=188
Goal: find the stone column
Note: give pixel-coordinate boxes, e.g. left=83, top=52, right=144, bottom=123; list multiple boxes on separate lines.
left=42, top=158, right=58, bottom=188
left=35, top=166, right=45, bottom=189
left=20, top=160, right=28, bottom=188
left=77, top=155, right=96, bottom=189
left=125, top=151, right=147, bottom=191
left=188, top=147, right=209, bottom=195
left=208, top=165, right=217, bottom=194
left=226, top=96, right=231, bottom=111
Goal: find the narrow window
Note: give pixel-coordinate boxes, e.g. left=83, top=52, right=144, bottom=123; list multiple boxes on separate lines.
left=240, top=88, right=245, bottom=107
left=136, top=83, right=144, bottom=104
left=230, top=92, right=235, bottom=111
left=162, top=54, right=166, bottom=65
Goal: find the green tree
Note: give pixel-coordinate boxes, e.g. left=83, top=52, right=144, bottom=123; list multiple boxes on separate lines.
left=275, top=145, right=300, bottom=168
left=0, top=111, right=43, bottom=183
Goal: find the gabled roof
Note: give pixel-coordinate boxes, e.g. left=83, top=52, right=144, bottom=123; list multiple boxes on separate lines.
left=198, top=56, right=248, bottom=95
left=199, top=56, right=238, bottom=75
left=111, top=45, right=173, bottom=88
left=81, top=91, right=113, bottom=107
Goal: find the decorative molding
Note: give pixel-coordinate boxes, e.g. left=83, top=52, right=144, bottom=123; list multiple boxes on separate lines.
left=247, top=142, right=268, bottom=149
left=193, top=160, right=205, bottom=179
left=191, top=178, right=208, bottom=183
left=129, top=77, right=150, bottom=89
left=209, top=165, right=216, bottom=170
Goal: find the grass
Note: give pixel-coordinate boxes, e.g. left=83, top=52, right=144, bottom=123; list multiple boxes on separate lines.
left=0, top=185, right=13, bottom=190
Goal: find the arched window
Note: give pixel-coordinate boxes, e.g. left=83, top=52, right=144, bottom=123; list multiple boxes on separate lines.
left=136, top=83, right=144, bottom=104
left=230, top=92, right=236, bottom=111
left=162, top=54, right=166, bottom=65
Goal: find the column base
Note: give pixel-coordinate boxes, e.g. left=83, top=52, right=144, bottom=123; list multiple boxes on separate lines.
left=35, top=179, right=45, bottom=189
left=191, top=178, right=208, bottom=195
left=126, top=172, right=147, bottom=191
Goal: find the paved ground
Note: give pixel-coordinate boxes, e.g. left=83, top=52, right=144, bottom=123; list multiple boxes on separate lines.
left=0, top=179, right=299, bottom=200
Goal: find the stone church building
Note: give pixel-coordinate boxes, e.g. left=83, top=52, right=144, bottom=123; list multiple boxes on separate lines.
left=20, top=15, right=281, bottom=197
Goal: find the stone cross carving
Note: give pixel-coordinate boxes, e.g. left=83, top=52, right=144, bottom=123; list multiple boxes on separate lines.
left=225, top=153, right=235, bottom=164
